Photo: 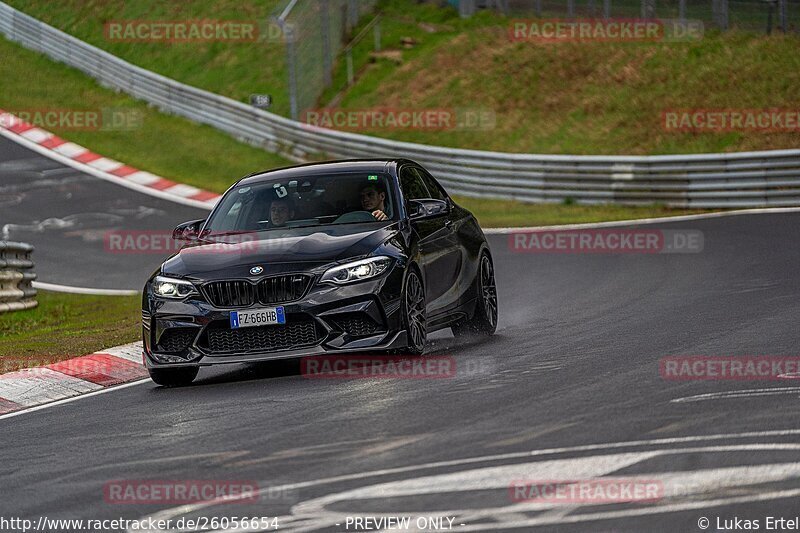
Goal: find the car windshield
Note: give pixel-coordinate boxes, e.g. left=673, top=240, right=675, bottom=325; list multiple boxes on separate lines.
left=204, top=172, right=396, bottom=236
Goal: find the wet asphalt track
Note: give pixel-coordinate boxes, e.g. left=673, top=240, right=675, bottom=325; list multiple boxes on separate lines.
left=0, top=136, right=206, bottom=290
left=1, top=136, right=800, bottom=531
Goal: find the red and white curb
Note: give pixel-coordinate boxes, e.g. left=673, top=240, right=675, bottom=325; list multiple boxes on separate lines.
left=0, top=109, right=220, bottom=210
left=0, top=342, right=147, bottom=415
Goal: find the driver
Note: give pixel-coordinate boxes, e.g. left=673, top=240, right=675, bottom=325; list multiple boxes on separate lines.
left=269, top=197, right=295, bottom=227
left=359, top=182, right=388, bottom=221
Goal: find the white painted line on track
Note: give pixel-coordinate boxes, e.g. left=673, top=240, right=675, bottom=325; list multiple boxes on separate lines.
left=33, top=281, right=138, bottom=296
left=280, top=446, right=800, bottom=532
left=0, top=379, right=150, bottom=422
left=136, top=430, right=800, bottom=532
left=483, top=206, right=800, bottom=233
left=129, top=438, right=800, bottom=532
left=447, top=488, right=800, bottom=531
left=672, top=387, right=800, bottom=403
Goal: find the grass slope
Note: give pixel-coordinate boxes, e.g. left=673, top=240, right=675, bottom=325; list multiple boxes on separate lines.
left=0, top=36, right=291, bottom=192
left=0, top=291, right=140, bottom=365
left=6, top=0, right=800, bottom=154
left=0, top=36, right=712, bottom=226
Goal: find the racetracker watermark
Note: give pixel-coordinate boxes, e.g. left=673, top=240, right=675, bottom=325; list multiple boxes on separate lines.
left=103, top=480, right=264, bottom=504
left=300, top=108, right=496, bottom=132
left=509, top=479, right=663, bottom=503
left=0, top=357, right=128, bottom=378
left=509, top=229, right=703, bottom=254
left=301, top=355, right=458, bottom=379
left=660, top=356, right=800, bottom=381
left=0, top=108, right=143, bottom=131
left=662, top=109, right=800, bottom=132
left=0, top=356, right=60, bottom=375
left=104, top=20, right=260, bottom=42
left=103, top=230, right=283, bottom=255
left=508, top=18, right=703, bottom=42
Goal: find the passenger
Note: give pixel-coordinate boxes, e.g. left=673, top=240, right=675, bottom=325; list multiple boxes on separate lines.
left=269, top=197, right=295, bottom=227
left=359, top=182, right=388, bottom=221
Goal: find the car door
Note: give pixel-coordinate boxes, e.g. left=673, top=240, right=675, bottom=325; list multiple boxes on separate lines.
left=399, top=165, right=457, bottom=315
left=414, top=166, right=466, bottom=313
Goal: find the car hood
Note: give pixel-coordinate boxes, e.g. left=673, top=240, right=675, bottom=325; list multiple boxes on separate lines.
left=161, top=222, right=400, bottom=280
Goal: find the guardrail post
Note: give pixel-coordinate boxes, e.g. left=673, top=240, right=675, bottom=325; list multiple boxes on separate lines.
left=0, top=241, right=38, bottom=314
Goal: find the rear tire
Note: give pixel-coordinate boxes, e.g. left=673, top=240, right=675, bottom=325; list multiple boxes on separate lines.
left=402, top=269, right=427, bottom=356
left=148, top=367, right=198, bottom=387
left=452, top=252, right=498, bottom=337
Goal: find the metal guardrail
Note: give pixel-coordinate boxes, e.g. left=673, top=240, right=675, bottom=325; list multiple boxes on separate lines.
left=1, top=1, right=800, bottom=208
left=0, top=241, right=37, bottom=313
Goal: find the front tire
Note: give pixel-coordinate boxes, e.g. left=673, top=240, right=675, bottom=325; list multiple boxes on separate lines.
left=453, top=252, right=498, bottom=337
left=148, top=367, right=198, bottom=387
left=402, top=269, right=427, bottom=355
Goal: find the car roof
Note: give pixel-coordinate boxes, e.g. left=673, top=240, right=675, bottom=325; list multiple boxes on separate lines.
left=237, top=159, right=414, bottom=186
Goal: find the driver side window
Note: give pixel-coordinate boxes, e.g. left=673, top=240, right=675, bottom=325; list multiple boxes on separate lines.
left=400, top=166, right=430, bottom=201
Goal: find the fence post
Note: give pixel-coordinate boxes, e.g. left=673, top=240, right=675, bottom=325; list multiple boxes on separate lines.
left=348, top=0, right=359, bottom=31
left=320, top=0, right=333, bottom=87
left=374, top=18, right=381, bottom=52
left=722, top=0, right=729, bottom=29
left=567, top=0, right=575, bottom=17
left=284, top=21, right=299, bottom=121
left=459, top=0, right=476, bottom=17
left=535, top=0, right=542, bottom=17
left=779, top=0, right=788, bottom=31
left=766, top=0, right=775, bottom=33
left=641, top=0, right=656, bottom=18
left=603, top=0, right=611, bottom=18
left=713, top=0, right=729, bottom=29
left=679, top=0, right=686, bottom=21
left=346, top=50, right=354, bottom=86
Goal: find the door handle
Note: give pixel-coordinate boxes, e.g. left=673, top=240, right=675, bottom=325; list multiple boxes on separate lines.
left=444, top=219, right=453, bottom=228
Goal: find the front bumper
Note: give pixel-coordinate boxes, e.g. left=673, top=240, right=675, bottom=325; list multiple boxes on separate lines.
left=142, top=268, right=406, bottom=369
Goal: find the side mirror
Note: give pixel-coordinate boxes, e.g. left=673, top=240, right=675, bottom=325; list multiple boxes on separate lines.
left=172, top=219, right=205, bottom=241
left=408, top=199, right=449, bottom=221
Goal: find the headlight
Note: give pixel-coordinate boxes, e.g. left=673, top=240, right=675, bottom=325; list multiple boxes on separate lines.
left=320, top=256, right=392, bottom=285
left=152, top=275, right=198, bottom=299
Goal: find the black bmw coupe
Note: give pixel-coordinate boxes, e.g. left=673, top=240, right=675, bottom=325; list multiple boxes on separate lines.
left=142, top=159, right=498, bottom=386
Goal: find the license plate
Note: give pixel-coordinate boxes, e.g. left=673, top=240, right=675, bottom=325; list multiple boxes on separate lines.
left=230, top=307, right=286, bottom=329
